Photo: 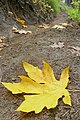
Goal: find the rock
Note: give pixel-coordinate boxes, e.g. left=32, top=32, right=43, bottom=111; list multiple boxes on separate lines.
left=0, top=39, right=3, bottom=43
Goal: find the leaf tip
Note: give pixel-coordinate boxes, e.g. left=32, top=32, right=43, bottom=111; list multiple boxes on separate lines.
left=67, top=65, right=70, bottom=70
left=15, top=108, right=20, bottom=112
left=22, top=60, right=28, bottom=70
left=64, top=65, right=70, bottom=72
left=22, top=60, right=26, bottom=65
left=42, top=60, right=46, bottom=64
left=1, top=82, right=6, bottom=86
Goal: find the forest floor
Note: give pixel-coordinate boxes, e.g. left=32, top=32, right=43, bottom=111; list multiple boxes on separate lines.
left=0, top=11, right=80, bottom=120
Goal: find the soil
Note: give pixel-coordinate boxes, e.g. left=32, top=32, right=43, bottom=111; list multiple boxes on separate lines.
left=0, top=10, right=80, bottom=120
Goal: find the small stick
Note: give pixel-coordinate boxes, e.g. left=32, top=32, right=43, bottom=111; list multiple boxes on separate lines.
left=73, top=109, right=80, bottom=116
left=62, top=110, right=69, bottom=117
left=68, top=89, right=80, bottom=92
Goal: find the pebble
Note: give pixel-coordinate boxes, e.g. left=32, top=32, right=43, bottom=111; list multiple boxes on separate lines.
left=0, top=39, right=3, bottom=43
left=12, top=77, right=16, bottom=81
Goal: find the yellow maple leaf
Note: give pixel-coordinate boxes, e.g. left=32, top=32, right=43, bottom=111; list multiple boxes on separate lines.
left=2, top=61, right=71, bottom=113
left=16, top=18, right=25, bottom=25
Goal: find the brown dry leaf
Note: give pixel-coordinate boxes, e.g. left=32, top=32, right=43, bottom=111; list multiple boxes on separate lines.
left=8, top=11, right=13, bottom=16
left=50, top=42, right=64, bottom=49
left=12, top=27, right=18, bottom=32
left=38, top=24, right=50, bottom=29
left=18, top=30, right=32, bottom=34
left=60, top=23, right=73, bottom=27
left=69, top=46, right=80, bottom=56
left=69, top=46, right=80, bottom=51
left=52, top=25, right=65, bottom=30
left=52, top=22, right=73, bottom=30
left=12, top=27, right=32, bottom=34
left=2, top=61, right=71, bottom=113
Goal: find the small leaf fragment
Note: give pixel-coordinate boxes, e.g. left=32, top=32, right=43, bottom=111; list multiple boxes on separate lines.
left=16, top=18, right=25, bottom=25
left=60, top=23, right=73, bottom=27
left=12, top=27, right=32, bottom=34
left=52, top=25, right=65, bottom=30
left=38, top=24, right=50, bottom=29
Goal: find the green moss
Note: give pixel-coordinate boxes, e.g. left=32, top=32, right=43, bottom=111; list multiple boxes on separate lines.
left=32, top=0, right=61, bottom=14
left=48, top=0, right=61, bottom=13
left=66, top=0, right=80, bottom=23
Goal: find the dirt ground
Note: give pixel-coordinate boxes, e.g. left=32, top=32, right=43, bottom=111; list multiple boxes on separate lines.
left=0, top=11, right=80, bottom=120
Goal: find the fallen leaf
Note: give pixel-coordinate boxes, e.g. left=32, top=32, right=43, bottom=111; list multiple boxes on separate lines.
left=69, top=46, right=80, bottom=56
left=69, top=46, right=80, bottom=51
left=22, top=25, right=28, bottom=28
left=2, top=61, right=71, bottom=113
left=12, top=27, right=18, bottom=32
left=18, top=30, right=32, bottom=34
left=50, top=42, right=64, bottom=49
left=71, top=50, right=80, bottom=56
left=8, top=11, right=13, bottom=15
left=52, top=22, right=73, bottom=30
left=38, top=24, right=50, bottom=29
left=16, top=18, right=25, bottom=25
left=60, top=23, right=73, bottom=27
left=52, top=25, right=65, bottom=30
left=12, top=27, right=32, bottom=34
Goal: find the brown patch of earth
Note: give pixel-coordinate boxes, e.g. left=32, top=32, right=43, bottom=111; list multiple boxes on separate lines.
left=0, top=12, right=80, bottom=120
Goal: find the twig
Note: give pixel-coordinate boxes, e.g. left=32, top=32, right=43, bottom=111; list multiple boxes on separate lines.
left=73, top=109, right=80, bottom=116
left=68, top=89, right=80, bottom=92
left=62, top=110, right=69, bottom=117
